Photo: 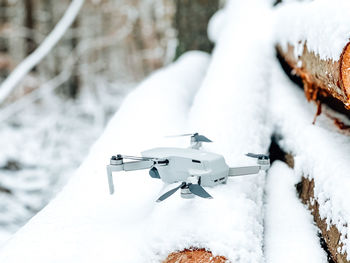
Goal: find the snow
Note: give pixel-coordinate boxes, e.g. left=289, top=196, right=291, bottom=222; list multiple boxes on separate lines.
left=264, top=161, right=327, bottom=263
left=270, top=60, right=350, bottom=259
left=0, top=51, right=211, bottom=262
left=207, top=9, right=227, bottom=44
left=190, top=0, right=273, bottom=162
left=0, top=0, right=85, bottom=104
left=275, top=0, right=350, bottom=61
left=187, top=0, right=273, bottom=260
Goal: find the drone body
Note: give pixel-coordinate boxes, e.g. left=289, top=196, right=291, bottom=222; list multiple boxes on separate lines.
left=106, top=133, right=270, bottom=201
left=142, top=147, right=229, bottom=187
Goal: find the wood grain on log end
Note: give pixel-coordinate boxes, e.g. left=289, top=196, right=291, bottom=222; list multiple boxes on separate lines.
left=300, top=177, right=349, bottom=263
left=163, top=248, right=228, bottom=263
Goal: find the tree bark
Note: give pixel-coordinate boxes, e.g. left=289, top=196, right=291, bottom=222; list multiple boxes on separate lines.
left=64, top=19, right=80, bottom=99
left=270, top=140, right=349, bottom=263
left=299, top=177, right=349, bottom=263
left=276, top=43, right=350, bottom=109
left=0, top=0, right=10, bottom=78
left=174, top=0, right=219, bottom=60
left=24, top=0, right=36, bottom=56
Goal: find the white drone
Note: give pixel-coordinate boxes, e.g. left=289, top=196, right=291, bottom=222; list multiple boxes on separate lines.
left=106, top=133, right=270, bottom=202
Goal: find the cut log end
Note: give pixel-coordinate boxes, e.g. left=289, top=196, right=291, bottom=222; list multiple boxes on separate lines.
left=341, top=42, right=350, bottom=107
left=163, top=249, right=228, bottom=263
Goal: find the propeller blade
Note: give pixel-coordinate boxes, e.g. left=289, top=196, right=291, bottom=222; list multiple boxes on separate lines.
left=165, top=133, right=194, bottom=138
left=188, top=184, right=213, bottom=199
left=246, top=153, right=269, bottom=159
left=194, top=134, right=212, bottom=142
left=156, top=182, right=186, bottom=202
left=122, top=155, right=155, bottom=161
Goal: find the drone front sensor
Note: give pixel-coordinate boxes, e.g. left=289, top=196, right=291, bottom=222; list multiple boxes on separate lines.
left=106, top=133, right=270, bottom=201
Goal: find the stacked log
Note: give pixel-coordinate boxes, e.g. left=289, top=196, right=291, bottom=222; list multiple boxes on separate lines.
left=299, top=177, right=348, bottom=263
left=277, top=42, right=350, bottom=110
left=269, top=142, right=349, bottom=263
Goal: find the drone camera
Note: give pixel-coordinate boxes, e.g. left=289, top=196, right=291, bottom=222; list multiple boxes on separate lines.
left=149, top=167, right=161, bottom=179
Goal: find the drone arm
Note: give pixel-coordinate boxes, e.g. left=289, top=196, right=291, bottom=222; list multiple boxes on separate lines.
left=228, top=162, right=270, bottom=177
left=228, top=166, right=260, bottom=177
left=122, top=160, right=155, bottom=171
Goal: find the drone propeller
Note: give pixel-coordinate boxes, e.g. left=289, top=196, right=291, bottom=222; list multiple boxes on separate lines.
left=156, top=182, right=186, bottom=202
left=166, top=133, right=193, bottom=137
left=166, top=133, right=212, bottom=143
left=246, top=153, right=269, bottom=160
left=188, top=184, right=213, bottom=199
left=156, top=181, right=213, bottom=202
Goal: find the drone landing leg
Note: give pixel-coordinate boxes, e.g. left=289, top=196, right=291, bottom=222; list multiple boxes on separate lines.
left=106, top=164, right=124, bottom=194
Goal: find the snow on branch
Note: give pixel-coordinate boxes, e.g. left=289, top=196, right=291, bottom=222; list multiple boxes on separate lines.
left=0, top=0, right=85, bottom=105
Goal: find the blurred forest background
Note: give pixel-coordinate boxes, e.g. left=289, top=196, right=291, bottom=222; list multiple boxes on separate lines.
left=0, top=0, right=220, bottom=245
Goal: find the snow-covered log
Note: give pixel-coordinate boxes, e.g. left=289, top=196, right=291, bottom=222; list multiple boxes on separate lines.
left=275, top=0, right=350, bottom=109
left=270, top=60, right=350, bottom=263
left=0, top=51, right=211, bottom=262
left=276, top=43, right=350, bottom=109
left=299, top=177, right=348, bottom=263
left=170, top=0, right=273, bottom=261
left=264, top=161, right=327, bottom=263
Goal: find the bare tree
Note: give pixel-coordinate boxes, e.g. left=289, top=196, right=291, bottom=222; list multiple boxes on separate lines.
left=24, top=0, right=36, bottom=56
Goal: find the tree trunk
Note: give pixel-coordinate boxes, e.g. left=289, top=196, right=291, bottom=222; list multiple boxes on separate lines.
left=276, top=43, right=350, bottom=109
left=24, top=0, right=36, bottom=56
left=65, top=19, right=80, bottom=99
left=174, top=0, right=219, bottom=59
left=0, top=0, right=10, bottom=78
